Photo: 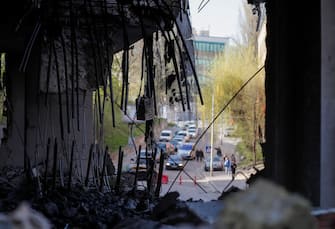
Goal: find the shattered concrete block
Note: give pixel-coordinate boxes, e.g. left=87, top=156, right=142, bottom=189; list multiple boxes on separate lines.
left=214, top=178, right=317, bottom=229
left=0, top=202, right=52, bottom=229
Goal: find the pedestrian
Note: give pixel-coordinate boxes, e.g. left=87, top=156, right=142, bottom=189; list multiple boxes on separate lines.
left=224, top=157, right=231, bottom=174
left=195, top=149, right=200, bottom=161
left=215, top=147, right=222, bottom=157
left=230, top=154, right=237, bottom=179
left=231, top=162, right=237, bottom=179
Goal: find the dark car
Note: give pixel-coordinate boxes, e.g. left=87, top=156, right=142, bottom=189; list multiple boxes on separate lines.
left=165, top=155, right=184, bottom=170
left=204, top=156, right=224, bottom=171
left=177, top=142, right=195, bottom=160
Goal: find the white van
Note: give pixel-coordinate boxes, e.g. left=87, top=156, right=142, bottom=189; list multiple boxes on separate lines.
left=159, top=130, right=173, bottom=141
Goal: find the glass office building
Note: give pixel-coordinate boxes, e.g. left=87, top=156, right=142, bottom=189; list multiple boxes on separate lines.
left=193, top=33, right=229, bottom=84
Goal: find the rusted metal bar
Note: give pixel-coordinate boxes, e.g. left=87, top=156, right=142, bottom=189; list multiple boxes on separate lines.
left=153, top=0, right=204, bottom=105
left=52, top=138, right=58, bottom=190
left=68, top=140, right=75, bottom=191
left=89, top=0, right=108, bottom=125
left=69, top=0, right=75, bottom=119
left=133, top=145, right=142, bottom=189
left=117, top=2, right=129, bottom=113
left=89, top=0, right=107, bottom=91
left=19, top=22, right=41, bottom=72
left=44, top=137, right=51, bottom=192
left=170, top=41, right=185, bottom=111
left=99, top=146, right=108, bottom=192
left=170, top=31, right=191, bottom=110
left=155, top=148, right=165, bottom=197
left=85, top=144, right=94, bottom=187
left=52, top=40, right=65, bottom=140
left=60, top=33, right=70, bottom=133
left=74, top=25, right=80, bottom=131
left=102, top=0, right=116, bottom=127
left=44, top=41, right=52, bottom=106
left=115, top=146, right=123, bottom=194
left=85, top=7, right=102, bottom=124
left=147, top=148, right=156, bottom=193
left=123, top=50, right=129, bottom=115
left=152, top=65, right=158, bottom=115
left=24, top=70, right=28, bottom=172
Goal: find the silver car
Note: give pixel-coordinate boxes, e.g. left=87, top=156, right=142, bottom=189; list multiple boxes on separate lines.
left=177, top=142, right=195, bottom=160
left=204, top=156, right=224, bottom=171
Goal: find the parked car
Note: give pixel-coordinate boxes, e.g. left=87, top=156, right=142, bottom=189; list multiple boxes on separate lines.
left=170, top=135, right=184, bottom=145
left=187, top=126, right=198, bottom=138
left=175, top=130, right=190, bottom=142
left=127, top=157, right=149, bottom=174
left=127, top=149, right=158, bottom=174
left=159, top=130, right=173, bottom=141
left=204, top=156, right=224, bottom=171
left=165, top=155, right=184, bottom=170
left=177, top=142, right=195, bottom=160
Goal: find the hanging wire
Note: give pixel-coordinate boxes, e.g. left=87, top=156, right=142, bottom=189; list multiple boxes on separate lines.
left=197, top=0, right=211, bottom=13
left=166, top=65, right=265, bottom=193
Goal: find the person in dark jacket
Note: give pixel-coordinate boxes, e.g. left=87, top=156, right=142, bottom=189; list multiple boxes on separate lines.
left=215, top=147, right=222, bottom=157
left=195, top=149, right=201, bottom=161
left=230, top=154, right=237, bottom=179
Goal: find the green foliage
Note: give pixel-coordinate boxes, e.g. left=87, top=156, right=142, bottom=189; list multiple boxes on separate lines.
left=236, top=140, right=263, bottom=166
left=198, top=3, right=266, bottom=167
left=103, top=102, right=145, bottom=152
left=102, top=53, right=145, bottom=152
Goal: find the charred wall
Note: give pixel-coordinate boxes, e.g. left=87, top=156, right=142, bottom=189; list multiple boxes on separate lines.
left=0, top=0, right=197, bottom=193
left=264, top=1, right=321, bottom=205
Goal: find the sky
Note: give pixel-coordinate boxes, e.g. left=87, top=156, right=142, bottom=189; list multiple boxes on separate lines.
left=188, top=0, right=243, bottom=38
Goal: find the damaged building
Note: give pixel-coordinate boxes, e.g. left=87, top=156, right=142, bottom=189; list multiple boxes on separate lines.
left=0, top=0, right=335, bottom=228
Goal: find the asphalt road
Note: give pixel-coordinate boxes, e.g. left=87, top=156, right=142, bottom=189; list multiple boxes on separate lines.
left=119, top=127, right=247, bottom=202
left=158, top=130, right=246, bottom=202
left=159, top=154, right=248, bottom=201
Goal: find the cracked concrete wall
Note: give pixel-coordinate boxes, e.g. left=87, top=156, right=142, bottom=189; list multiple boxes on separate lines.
left=321, top=0, right=335, bottom=208
left=264, top=1, right=321, bottom=206
left=0, top=0, right=191, bottom=183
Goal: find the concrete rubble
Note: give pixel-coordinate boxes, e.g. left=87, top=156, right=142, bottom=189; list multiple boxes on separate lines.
left=0, top=167, right=322, bottom=229
left=214, top=178, right=317, bottom=229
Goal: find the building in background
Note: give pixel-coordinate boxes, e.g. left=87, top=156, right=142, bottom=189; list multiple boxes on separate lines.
left=192, top=30, right=230, bottom=85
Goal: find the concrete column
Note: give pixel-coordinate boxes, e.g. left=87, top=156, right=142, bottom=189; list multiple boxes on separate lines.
left=0, top=52, right=25, bottom=168
left=321, top=0, right=335, bottom=208
left=0, top=47, right=93, bottom=181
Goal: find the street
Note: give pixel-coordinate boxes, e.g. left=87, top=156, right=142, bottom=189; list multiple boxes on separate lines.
left=119, top=126, right=248, bottom=202
left=159, top=158, right=248, bottom=201
left=158, top=127, right=247, bottom=201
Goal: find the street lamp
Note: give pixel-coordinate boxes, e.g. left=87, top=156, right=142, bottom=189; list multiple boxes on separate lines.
left=210, top=93, right=214, bottom=176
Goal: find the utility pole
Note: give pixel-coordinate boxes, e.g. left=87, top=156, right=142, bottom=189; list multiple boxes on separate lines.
left=210, top=93, right=214, bottom=176
left=253, top=94, right=258, bottom=166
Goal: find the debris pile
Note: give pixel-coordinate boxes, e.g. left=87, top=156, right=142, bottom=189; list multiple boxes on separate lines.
left=214, top=178, right=317, bottom=229
left=0, top=166, right=208, bottom=228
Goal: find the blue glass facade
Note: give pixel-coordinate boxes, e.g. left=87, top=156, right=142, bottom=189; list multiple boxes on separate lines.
left=193, top=36, right=228, bottom=84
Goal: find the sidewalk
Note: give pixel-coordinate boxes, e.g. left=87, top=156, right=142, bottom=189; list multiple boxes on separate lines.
left=160, top=170, right=249, bottom=202
left=203, top=170, right=249, bottom=193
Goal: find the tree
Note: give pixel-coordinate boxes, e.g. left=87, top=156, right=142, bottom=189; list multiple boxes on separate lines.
left=199, top=2, right=266, bottom=165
